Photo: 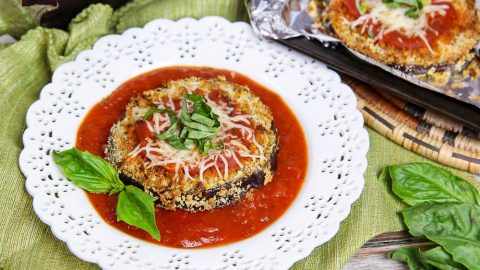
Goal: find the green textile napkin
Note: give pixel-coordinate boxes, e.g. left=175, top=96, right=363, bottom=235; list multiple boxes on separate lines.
left=0, top=1, right=478, bottom=269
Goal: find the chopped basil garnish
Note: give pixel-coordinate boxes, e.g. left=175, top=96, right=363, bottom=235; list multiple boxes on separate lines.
left=143, top=108, right=176, bottom=123
left=167, top=136, right=189, bottom=150
left=382, top=0, right=429, bottom=19
left=360, top=2, right=368, bottom=14
left=367, top=29, right=375, bottom=39
left=156, top=122, right=179, bottom=140
left=144, top=93, right=223, bottom=153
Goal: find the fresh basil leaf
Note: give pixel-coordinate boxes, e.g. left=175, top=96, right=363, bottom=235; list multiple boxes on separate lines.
left=421, top=247, right=467, bottom=270
left=395, top=0, right=418, bottom=6
left=194, top=102, right=214, bottom=118
left=387, top=163, right=480, bottom=206
left=405, top=7, right=421, bottom=19
left=382, top=0, right=426, bottom=18
left=195, top=139, right=214, bottom=153
left=143, top=108, right=176, bottom=123
left=385, top=2, right=400, bottom=8
left=156, top=121, right=179, bottom=140
left=183, top=120, right=218, bottom=132
left=417, top=0, right=427, bottom=9
left=389, top=247, right=434, bottom=270
left=183, top=138, right=194, bottom=146
left=383, top=0, right=416, bottom=7
left=378, top=167, right=391, bottom=182
left=360, top=2, right=368, bottom=14
left=167, top=136, right=189, bottom=150
left=181, top=96, right=190, bottom=122
left=191, top=113, right=215, bottom=127
left=184, top=93, right=203, bottom=102
left=187, top=130, right=216, bottom=139
left=402, top=203, right=480, bottom=270
left=52, top=148, right=124, bottom=194
left=389, top=247, right=466, bottom=270
left=159, top=94, right=221, bottom=153
left=116, top=186, right=160, bottom=241
left=179, top=127, right=188, bottom=139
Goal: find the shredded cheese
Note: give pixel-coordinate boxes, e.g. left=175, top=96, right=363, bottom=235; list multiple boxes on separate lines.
left=351, top=0, right=452, bottom=53
left=128, top=92, right=267, bottom=181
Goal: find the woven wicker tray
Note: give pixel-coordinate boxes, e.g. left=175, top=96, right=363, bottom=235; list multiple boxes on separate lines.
left=345, top=77, right=480, bottom=174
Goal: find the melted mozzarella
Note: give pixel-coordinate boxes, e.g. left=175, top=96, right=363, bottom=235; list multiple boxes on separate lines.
left=128, top=93, right=266, bottom=181
left=351, top=0, right=452, bottom=53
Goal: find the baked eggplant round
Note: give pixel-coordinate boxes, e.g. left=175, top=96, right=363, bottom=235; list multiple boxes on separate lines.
left=106, top=77, right=279, bottom=211
left=328, top=0, right=480, bottom=72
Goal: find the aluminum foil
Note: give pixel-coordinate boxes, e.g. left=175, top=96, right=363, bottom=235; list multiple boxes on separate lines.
left=249, top=0, right=480, bottom=108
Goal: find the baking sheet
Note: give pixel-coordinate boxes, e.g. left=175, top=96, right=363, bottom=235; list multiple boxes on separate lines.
left=249, top=0, right=480, bottom=108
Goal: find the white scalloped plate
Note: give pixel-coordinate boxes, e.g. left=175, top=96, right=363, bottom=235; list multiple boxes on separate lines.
left=19, top=16, right=369, bottom=270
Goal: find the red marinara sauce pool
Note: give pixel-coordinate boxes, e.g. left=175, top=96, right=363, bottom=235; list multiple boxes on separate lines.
left=76, top=66, right=308, bottom=248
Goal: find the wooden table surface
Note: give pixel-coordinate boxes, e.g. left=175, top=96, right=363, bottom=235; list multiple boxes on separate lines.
left=344, top=231, right=432, bottom=269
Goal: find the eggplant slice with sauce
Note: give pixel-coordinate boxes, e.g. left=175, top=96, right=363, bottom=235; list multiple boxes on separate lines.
left=106, top=77, right=279, bottom=211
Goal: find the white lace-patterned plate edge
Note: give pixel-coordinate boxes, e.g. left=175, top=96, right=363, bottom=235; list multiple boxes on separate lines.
left=19, top=16, right=369, bottom=270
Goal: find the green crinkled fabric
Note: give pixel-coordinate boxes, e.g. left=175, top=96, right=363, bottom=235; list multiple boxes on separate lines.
left=0, top=1, right=477, bottom=269
left=0, top=0, right=58, bottom=38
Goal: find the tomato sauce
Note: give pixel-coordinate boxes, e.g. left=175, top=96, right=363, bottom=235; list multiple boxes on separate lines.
left=343, top=0, right=456, bottom=49
left=76, top=66, right=308, bottom=248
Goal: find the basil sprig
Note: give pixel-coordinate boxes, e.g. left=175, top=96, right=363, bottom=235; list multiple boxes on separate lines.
left=389, top=246, right=466, bottom=270
left=380, top=163, right=480, bottom=206
left=383, top=0, right=429, bottom=19
left=53, top=148, right=160, bottom=240
left=382, top=163, right=480, bottom=270
left=52, top=149, right=124, bottom=194
left=145, top=93, right=222, bottom=153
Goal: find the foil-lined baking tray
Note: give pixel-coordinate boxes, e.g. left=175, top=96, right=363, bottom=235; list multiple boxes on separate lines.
left=248, top=0, right=480, bottom=130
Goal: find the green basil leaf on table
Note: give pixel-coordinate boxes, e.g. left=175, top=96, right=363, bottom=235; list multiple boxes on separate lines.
left=402, top=203, right=480, bottom=270
left=52, top=148, right=124, bottom=194
left=388, top=247, right=434, bottom=270
left=117, top=185, right=160, bottom=241
left=421, top=247, right=467, bottom=270
left=389, top=247, right=467, bottom=270
left=382, top=163, right=480, bottom=206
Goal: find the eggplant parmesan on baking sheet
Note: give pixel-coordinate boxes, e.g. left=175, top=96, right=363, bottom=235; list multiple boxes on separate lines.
left=106, top=77, right=279, bottom=212
left=324, top=0, right=480, bottom=85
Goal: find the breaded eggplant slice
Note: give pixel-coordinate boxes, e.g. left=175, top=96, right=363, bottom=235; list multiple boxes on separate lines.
left=329, top=0, right=480, bottom=71
left=106, top=77, right=279, bottom=211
